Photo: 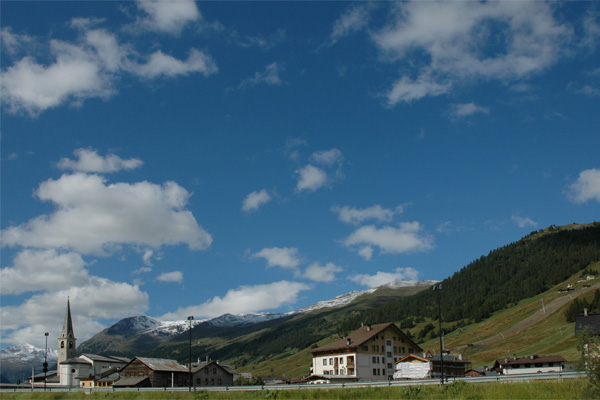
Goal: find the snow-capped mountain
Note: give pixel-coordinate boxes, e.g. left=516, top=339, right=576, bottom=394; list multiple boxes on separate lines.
left=0, top=344, right=58, bottom=383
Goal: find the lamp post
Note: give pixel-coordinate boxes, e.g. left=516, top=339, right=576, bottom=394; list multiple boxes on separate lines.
left=432, top=284, right=444, bottom=385
left=187, top=316, right=193, bottom=392
left=43, top=332, right=49, bottom=391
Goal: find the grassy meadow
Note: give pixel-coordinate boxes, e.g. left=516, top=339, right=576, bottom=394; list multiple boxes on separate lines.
left=0, top=380, right=595, bottom=399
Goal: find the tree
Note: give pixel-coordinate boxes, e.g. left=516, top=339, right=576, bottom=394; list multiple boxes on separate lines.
left=577, top=330, right=600, bottom=396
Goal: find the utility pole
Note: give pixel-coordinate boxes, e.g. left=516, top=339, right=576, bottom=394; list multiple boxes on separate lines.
left=433, top=283, right=444, bottom=385
left=43, top=332, right=49, bottom=392
left=188, top=316, right=194, bottom=392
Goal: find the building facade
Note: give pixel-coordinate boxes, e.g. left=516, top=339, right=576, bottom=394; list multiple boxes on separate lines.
left=193, top=361, right=234, bottom=387
left=493, top=355, right=566, bottom=375
left=118, top=357, right=190, bottom=387
left=310, top=323, right=422, bottom=382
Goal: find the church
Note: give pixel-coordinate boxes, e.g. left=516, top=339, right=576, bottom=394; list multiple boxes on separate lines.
left=55, top=299, right=129, bottom=387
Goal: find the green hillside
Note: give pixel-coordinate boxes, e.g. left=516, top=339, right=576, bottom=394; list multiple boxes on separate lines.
left=140, top=223, right=600, bottom=379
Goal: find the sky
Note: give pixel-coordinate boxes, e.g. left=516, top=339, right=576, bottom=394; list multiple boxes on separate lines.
left=1, top=1, right=599, bottom=351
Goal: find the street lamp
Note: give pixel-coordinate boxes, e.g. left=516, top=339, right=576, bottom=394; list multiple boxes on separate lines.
left=187, top=316, right=193, bottom=392
left=43, top=332, right=49, bottom=392
left=432, top=284, right=444, bottom=385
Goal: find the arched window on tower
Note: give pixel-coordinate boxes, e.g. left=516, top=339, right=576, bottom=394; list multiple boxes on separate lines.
left=61, top=341, right=65, bottom=348
left=69, top=341, right=73, bottom=349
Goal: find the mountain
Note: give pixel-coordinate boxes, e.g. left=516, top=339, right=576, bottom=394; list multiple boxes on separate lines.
left=78, top=280, right=435, bottom=359
left=0, top=344, right=58, bottom=384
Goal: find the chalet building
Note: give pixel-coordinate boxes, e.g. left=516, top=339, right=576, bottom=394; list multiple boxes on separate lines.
left=192, top=360, right=234, bottom=387
left=310, top=322, right=422, bottom=382
left=117, top=357, right=189, bottom=387
left=492, top=355, right=566, bottom=375
left=79, top=367, right=121, bottom=389
left=393, top=353, right=471, bottom=380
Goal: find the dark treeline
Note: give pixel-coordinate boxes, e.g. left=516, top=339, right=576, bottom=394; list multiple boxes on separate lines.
left=338, top=223, right=600, bottom=336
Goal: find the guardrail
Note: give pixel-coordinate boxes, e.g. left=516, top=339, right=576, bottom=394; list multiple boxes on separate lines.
left=0, top=371, right=586, bottom=394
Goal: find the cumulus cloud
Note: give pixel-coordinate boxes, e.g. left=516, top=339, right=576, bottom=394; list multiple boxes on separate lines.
left=129, top=49, right=217, bottom=79
left=512, top=214, right=538, bottom=228
left=373, top=1, right=573, bottom=105
left=135, top=0, right=201, bottom=35
left=0, top=279, right=148, bottom=348
left=1, top=172, right=213, bottom=255
left=343, top=222, right=434, bottom=259
left=329, top=3, right=374, bottom=45
left=242, top=189, right=272, bottom=212
left=57, top=148, right=143, bottom=173
left=160, top=281, right=310, bottom=320
left=448, top=102, right=490, bottom=119
left=332, top=204, right=403, bottom=225
left=568, top=168, right=600, bottom=203
left=240, top=62, right=283, bottom=88
left=303, top=262, right=342, bottom=283
left=1, top=16, right=216, bottom=116
left=252, top=247, right=301, bottom=270
left=156, top=271, right=183, bottom=283
left=0, top=249, right=89, bottom=295
left=295, top=164, right=328, bottom=192
left=349, top=267, right=420, bottom=288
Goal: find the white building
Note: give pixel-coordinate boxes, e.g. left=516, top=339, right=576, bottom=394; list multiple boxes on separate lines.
left=493, top=355, right=566, bottom=375
left=310, top=323, right=422, bottom=382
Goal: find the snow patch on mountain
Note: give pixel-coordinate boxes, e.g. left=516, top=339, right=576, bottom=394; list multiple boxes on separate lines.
left=0, top=343, right=58, bottom=363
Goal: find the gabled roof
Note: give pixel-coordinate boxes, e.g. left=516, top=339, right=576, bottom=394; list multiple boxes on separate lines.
left=395, top=354, right=429, bottom=364
left=80, top=354, right=130, bottom=364
left=192, top=361, right=234, bottom=375
left=494, top=355, right=566, bottom=367
left=310, top=322, right=421, bottom=354
left=62, top=356, right=92, bottom=365
left=123, top=357, right=188, bottom=373
left=113, top=376, right=151, bottom=387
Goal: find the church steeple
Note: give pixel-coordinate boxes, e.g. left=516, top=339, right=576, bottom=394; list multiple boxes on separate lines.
left=57, top=298, right=76, bottom=365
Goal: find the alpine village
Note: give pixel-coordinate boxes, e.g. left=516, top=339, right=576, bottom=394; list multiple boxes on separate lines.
left=4, top=222, right=600, bottom=393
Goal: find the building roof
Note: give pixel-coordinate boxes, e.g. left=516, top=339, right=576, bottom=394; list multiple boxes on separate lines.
left=395, top=353, right=470, bottom=365
left=192, top=361, right=234, bottom=375
left=62, top=356, right=92, bottom=365
left=310, top=322, right=421, bottom=354
left=575, top=313, right=600, bottom=336
left=61, top=298, right=75, bottom=340
left=495, top=355, right=566, bottom=367
left=113, top=376, right=150, bottom=387
left=129, top=357, right=189, bottom=373
left=81, top=354, right=130, bottom=364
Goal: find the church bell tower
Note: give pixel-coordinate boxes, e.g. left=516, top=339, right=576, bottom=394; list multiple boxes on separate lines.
left=57, top=298, right=76, bottom=365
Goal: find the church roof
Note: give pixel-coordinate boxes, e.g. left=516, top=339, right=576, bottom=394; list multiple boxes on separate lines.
left=61, top=298, right=76, bottom=339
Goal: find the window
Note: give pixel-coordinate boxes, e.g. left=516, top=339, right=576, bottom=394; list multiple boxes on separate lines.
left=61, top=341, right=65, bottom=349
left=362, top=346, right=368, bottom=351
left=386, top=340, right=392, bottom=346
left=549, top=362, right=554, bottom=367
left=340, top=358, right=344, bottom=364
left=372, top=356, right=377, bottom=363
left=373, top=369, right=377, bottom=376
left=372, top=345, right=376, bottom=352
left=387, top=352, right=392, bottom=357
left=535, top=363, right=543, bottom=368
left=205, top=368, right=209, bottom=374
left=383, top=369, right=385, bottom=375
left=69, top=341, right=73, bottom=349
left=323, top=359, right=327, bottom=366
left=329, top=358, right=333, bottom=365
left=388, top=363, right=393, bottom=369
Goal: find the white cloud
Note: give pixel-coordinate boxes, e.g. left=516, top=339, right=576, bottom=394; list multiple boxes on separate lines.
left=135, top=0, right=201, bottom=35
left=343, top=222, right=434, bottom=259
left=57, top=148, right=143, bottom=173
left=252, top=247, right=300, bottom=270
left=349, top=267, right=419, bottom=288
left=242, top=189, right=272, bottom=212
left=449, top=102, right=489, bottom=119
left=511, top=214, right=538, bottom=228
left=142, top=249, right=154, bottom=266
left=133, top=266, right=152, bottom=274
left=332, top=204, right=402, bottom=225
left=1, top=172, right=213, bottom=255
left=330, top=3, right=373, bottom=45
left=240, top=62, right=283, bottom=88
left=303, top=262, right=342, bottom=283
left=374, top=1, right=572, bottom=104
left=568, top=168, right=600, bottom=203
left=0, top=279, right=148, bottom=348
left=160, top=281, right=310, bottom=320
left=156, top=271, right=183, bottom=284
left=358, top=246, right=374, bottom=261
left=386, top=74, right=451, bottom=104
left=295, top=164, right=328, bottom=192
left=311, top=148, right=343, bottom=167
left=1, top=20, right=216, bottom=116
left=130, top=49, right=217, bottom=79
left=0, top=249, right=88, bottom=295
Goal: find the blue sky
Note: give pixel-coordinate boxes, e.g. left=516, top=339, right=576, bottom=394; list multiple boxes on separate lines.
left=1, top=1, right=599, bottom=350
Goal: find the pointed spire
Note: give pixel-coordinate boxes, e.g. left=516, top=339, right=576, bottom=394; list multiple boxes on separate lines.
left=61, top=298, right=75, bottom=339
